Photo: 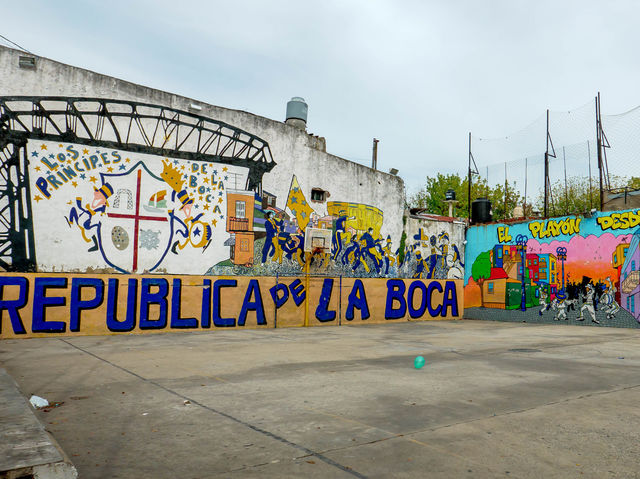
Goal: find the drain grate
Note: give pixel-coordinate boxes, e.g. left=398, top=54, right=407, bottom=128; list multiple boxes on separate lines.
left=508, top=348, right=542, bottom=353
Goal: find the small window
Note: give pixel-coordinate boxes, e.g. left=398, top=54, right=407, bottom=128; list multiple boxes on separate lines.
left=497, top=249, right=503, bottom=258
left=19, top=56, right=36, bottom=69
left=311, top=188, right=327, bottom=202
left=614, top=254, right=618, bottom=264
left=487, top=282, right=494, bottom=293
left=240, top=239, right=249, bottom=252
left=632, top=260, right=636, bottom=271
left=632, top=296, right=635, bottom=314
left=235, top=201, right=246, bottom=218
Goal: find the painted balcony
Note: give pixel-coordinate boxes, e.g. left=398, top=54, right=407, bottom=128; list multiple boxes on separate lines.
left=228, top=216, right=250, bottom=232
left=621, top=271, right=639, bottom=294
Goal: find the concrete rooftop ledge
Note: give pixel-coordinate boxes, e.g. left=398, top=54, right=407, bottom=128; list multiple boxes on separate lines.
left=0, top=368, right=77, bottom=479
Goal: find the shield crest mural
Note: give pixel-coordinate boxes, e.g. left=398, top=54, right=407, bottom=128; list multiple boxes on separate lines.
left=96, top=162, right=174, bottom=273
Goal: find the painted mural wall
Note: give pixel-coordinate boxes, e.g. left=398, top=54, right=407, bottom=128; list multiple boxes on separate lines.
left=0, top=91, right=466, bottom=337
left=464, top=210, right=640, bottom=328
left=23, top=138, right=441, bottom=279
left=0, top=273, right=462, bottom=338
left=403, top=214, right=466, bottom=281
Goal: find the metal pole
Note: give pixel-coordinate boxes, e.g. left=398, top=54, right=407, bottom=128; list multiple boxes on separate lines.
left=468, top=132, right=472, bottom=222
left=544, top=109, right=550, bottom=218
left=516, top=234, right=528, bottom=312
left=524, top=157, right=528, bottom=216
left=563, top=146, right=568, bottom=215
left=596, top=94, right=604, bottom=211
left=372, top=138, right=379, bottom=170
left=504, top=161, right=508, bottom=218
left=587, top=141, right=593, bottom=210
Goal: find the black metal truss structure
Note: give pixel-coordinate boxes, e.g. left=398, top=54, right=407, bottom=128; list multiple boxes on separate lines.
left=0, top=96, right=277, bottom=271
left=0, top=136, right=36, bottom=271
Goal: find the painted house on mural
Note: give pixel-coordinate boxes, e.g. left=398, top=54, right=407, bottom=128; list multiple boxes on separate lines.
left=0, top=45, right=466, bottom=337
left=611, top=241, right=630, bottom=304
left=620, top=234, right=640, bottom=322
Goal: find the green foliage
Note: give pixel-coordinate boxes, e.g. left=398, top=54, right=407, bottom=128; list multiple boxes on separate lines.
left=409, top=173, right=523, bottom=220
left=628, top=177, right=640, bottom=190
left=471, top=251, right=492, bottom=283
left=535, top=175, right=640, bottom=217
left=398, top=230, right=407, bottom=265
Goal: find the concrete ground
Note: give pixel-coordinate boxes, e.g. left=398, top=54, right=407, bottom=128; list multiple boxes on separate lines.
left=1, top=320, right=640, bottom=479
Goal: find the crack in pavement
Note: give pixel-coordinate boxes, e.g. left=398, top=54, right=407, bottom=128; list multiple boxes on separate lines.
left=58, top=338, right=369, bottom=479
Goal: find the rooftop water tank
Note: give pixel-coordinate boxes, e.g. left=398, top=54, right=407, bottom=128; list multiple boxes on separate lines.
left=471, top=198, right=492, bottom=224
left=445, top=189, right=456, bottom=201
left=285, top=97, right=308, bottom=130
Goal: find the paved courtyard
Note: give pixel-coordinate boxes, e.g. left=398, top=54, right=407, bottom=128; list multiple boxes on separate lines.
left=2, top=320, right=640, bottom=478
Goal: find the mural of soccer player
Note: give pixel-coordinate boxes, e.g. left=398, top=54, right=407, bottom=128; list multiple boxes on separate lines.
left=282, top=232, right=305, bottom=267
left=262, top=211, right=278, bottom=264
left=359, top=227, right=382, bottom=273
left=66, top=182, right=114, bottom=252
left=332, top=210, right=355, bottom=260
left=381, top=235, right=396, bottom=275
left=342, top=234, right=361, bottom=266
left=426, top=235, right=441, bottom=279
left=552, top=290, right=569, bottom=321
left=413, top=250, right=426, bottom=279
left=600, top=277, right=620, bottom=319
left=274, top=221, right=291, bottom=265
left=538, top=285, right=550, bottom=316
left=576, top=283, right=599, bottom=324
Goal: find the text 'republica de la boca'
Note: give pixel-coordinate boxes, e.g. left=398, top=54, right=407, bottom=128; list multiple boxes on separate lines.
left=0, top=275, right=461, bottom=336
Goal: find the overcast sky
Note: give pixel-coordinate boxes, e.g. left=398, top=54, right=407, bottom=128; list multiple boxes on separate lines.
left=2, top=0, right=640, bottom=195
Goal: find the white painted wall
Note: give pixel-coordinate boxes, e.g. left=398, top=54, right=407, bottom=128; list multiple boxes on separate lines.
left=0, top=46, right=405, bottom=254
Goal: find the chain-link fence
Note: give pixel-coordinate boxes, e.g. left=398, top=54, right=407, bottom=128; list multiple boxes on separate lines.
left=470, top=97, right=639, bottom=218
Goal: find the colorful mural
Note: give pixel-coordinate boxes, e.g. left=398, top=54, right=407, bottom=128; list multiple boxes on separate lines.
left=28, top=140, right=245, bottom=274
left=17, top=139, right=465, bottom=280
left=0, top=273, right=462, bottom=338
left=211, top=174, right=465, bottom=280
left=0, top=97, right=466, bottom=338
left=464, top=210, right=640, bottom=328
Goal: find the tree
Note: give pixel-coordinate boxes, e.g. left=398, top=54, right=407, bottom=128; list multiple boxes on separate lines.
left=535, top=175, right=640, bottom=217
left=471, top=251, right=492, bottom=308
left=409, top=173, right=524, bottom=221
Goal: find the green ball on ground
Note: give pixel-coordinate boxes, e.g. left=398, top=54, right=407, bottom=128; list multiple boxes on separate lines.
left=414, top=356, right=425, bottom=369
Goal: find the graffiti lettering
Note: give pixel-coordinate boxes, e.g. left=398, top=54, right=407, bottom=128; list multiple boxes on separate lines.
left=0, top=274, right=463, bottom=337
left=497, top=226, right=512, bottom=243
left=528, top=218, right=581, bottom=239
left=596, top=210, right=640, bottom=231
left=346, top=279, right=370, bottom=320
left=34, top=177, right=51, bottom=199
left=315, top=278, right=337, bottom=322
left=384, top=279, right=459, bottom=319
